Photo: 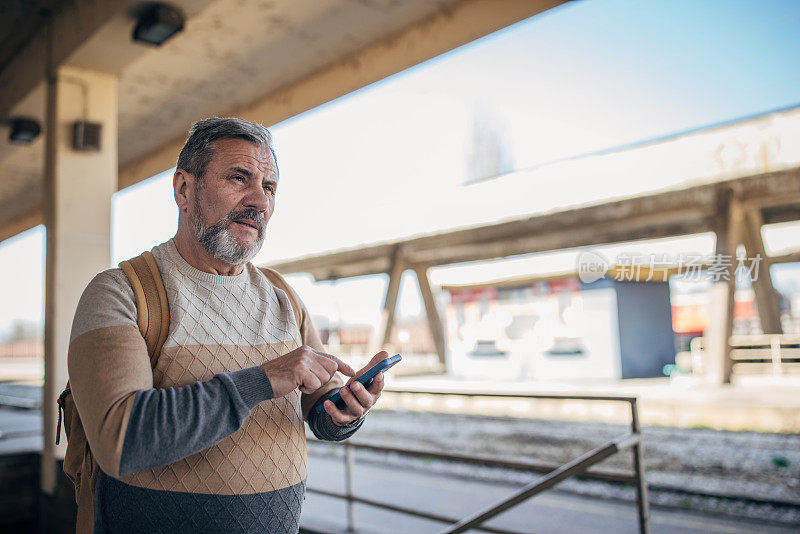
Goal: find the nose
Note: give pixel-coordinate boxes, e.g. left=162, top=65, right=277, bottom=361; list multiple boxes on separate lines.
left=243, top=181, right=270, bottom=213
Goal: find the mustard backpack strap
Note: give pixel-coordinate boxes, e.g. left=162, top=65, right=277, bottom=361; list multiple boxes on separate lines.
left=258, top=267, right=303, bottom=331
left=119, top=251, right=170, bottom=368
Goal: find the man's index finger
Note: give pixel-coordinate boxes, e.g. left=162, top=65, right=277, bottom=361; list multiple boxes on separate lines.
left=313, top=349, right=355, bottom=376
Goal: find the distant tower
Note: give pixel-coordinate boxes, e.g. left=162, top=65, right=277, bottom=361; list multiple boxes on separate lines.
left=465, top=103, right=514, bottom=184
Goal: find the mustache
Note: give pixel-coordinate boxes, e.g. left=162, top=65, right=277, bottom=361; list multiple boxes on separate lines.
left=227, top=208, right=266, bottom=231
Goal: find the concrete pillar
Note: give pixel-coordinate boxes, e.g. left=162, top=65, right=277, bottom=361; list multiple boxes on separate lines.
left=742, top=207, right=783, bottom=334
left=42, top=66, right=117, bottom=493
left=704, top=190, right=744, bottom=385
left=369, top=248, right=404, bottom=354
left=413, top=265, right=446, bottom=366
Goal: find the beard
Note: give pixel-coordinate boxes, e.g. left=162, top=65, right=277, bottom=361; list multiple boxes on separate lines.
left=191, top=196, right=267, bottom=266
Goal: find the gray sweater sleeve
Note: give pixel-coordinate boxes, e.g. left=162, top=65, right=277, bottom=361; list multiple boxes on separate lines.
left=118, top=366, right=272, bottom=476
left=307, top=387, right=365, bottom=442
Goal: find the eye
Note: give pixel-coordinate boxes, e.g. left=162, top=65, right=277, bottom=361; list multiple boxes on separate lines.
left=231, top=175, right=246, bottom=183
left=263, top=183, right=275, bottom=193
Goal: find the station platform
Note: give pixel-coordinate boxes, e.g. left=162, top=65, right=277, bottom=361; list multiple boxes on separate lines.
left=1, top=405, right=796, bottom=534
left=299, top=453, right=798, bottom=534
left=382, top=373, right=800, bottom=433
left=1, top=363, right=799, bottom=531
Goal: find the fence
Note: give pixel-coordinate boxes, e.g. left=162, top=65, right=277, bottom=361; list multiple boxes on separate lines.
left=306, top=389, right=650, bottom=534
left=690, top=334, right=800, bottom=375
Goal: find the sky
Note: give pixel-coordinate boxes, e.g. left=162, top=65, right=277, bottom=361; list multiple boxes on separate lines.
left=2, top=0, right=800, bottom=335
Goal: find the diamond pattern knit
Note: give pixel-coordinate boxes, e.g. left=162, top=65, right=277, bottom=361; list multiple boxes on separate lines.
left=69, top=238, right=364, bottom=533
left=121, top=240, right=308, bottom=495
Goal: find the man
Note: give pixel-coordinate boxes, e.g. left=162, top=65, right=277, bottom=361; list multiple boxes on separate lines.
left=67, top=117, right=384, bottom=533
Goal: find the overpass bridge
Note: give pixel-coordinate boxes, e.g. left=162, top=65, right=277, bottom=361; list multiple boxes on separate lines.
left=267, top=106, right=800, bottom=386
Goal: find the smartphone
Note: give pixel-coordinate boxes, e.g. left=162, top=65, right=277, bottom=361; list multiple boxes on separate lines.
left=314, top=353, right=402, bottom=413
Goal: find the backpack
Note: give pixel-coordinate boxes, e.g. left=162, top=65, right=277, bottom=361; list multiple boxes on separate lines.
left=55, top=250, right=303, bottom=533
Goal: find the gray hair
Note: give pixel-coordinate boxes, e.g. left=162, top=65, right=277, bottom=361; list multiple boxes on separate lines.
left=176, top=117, right=278, bottom=180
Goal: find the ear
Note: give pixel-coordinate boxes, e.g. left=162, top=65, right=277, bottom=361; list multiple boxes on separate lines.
left=174, top=169, right=195, bottom=213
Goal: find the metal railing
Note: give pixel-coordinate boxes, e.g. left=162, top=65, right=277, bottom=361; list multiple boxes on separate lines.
left=306, top=389, right=649, bottom=534
left=690, top=334, right=800, bottom=375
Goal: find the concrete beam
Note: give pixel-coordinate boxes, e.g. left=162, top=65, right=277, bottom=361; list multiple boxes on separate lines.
left=704, top=190, right=744, bottom=385
left=742, top=208, right=783, bottom=334
left=269, top=203, right=712, bottom=279
left=0, top=0, right=128, bottom=120
left=766, top=250, right=800, bottom=265
left=265, top=168, right=800, bottom=280
left=761, top=204, right=800, bottom=225
left=413, top=265, right=447, bottom=366
left=406, top=207, right=711, bottom=266
left=369, top=248, right=405, bottom=354
left=0, top=207, right=43, bottom=243
left=118, top=0, right=570, bottom=188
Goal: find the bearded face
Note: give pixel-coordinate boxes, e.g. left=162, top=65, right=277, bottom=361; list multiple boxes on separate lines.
left=191, top=190, right=267, bottom=265
left=179, top=137, right=278, bottom=267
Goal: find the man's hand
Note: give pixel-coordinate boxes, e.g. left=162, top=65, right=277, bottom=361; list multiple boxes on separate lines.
left=260, top=345, right=355, bottom=398
left=323, top=351, right=388, bottom=426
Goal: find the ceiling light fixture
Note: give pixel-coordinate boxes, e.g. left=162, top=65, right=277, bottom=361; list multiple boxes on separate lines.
left=7, top=118, right=41, bottom=144
left=132, top=3, right=185, bottom=46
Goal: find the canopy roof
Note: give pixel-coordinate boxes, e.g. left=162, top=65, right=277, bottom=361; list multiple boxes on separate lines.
left=0, top=0, right=565, bottom=242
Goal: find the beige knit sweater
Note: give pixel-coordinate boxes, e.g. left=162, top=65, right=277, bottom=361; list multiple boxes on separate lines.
left=67, top=238, right=360, bottom=532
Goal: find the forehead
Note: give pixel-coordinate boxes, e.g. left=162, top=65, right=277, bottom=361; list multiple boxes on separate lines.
left=208, top=137, right=276, bottom=175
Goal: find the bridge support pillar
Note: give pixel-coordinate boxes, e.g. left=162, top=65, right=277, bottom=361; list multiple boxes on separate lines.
left=742, top=207, right=783, bottom=334
left=705, top=190, right=743, bottom=385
